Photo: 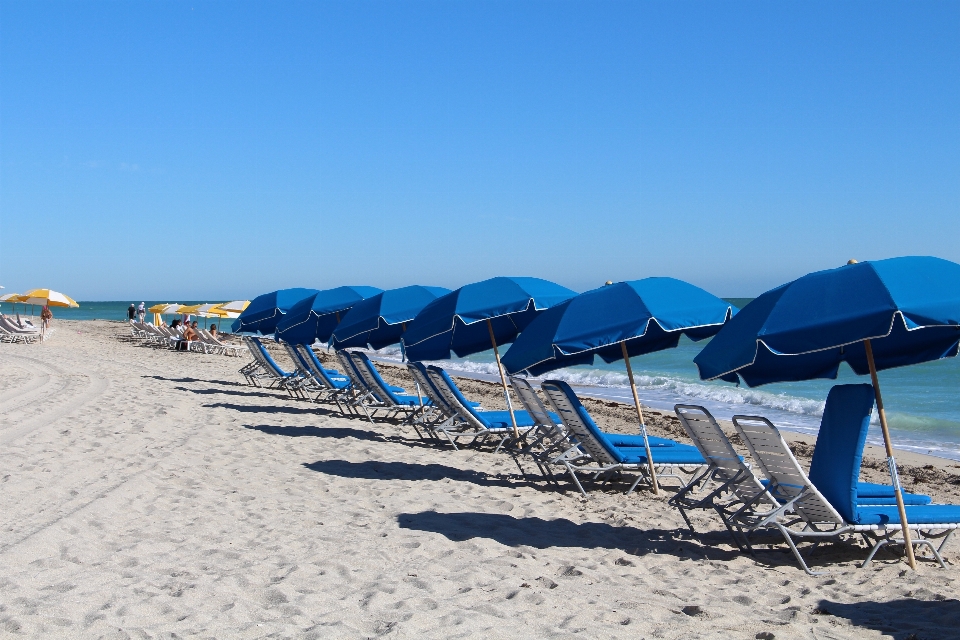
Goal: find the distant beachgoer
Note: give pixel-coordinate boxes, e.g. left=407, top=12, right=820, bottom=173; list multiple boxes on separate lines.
left=128, top=304, right=136, bottom=321
left=137, top=302, right=145, bottom=322
left=40, top=305, right=53, bottom=330
left=170, top=319, right=181, bottom=330
left=182, top=323, right=200, bottom=342
left=209, top=324, right=218, bottom=337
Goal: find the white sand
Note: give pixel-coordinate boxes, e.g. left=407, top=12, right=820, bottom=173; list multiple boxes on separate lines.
left=1, top=320, right=958, bottom=638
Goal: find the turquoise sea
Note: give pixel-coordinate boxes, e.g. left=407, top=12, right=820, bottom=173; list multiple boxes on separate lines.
left=15, top=300, right=960, bottom=462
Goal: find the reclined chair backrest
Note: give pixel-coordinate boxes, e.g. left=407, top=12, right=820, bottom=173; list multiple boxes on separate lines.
left=251, top=337, right=291, bottom=377
left=674, top=404, right=772, bottom=506
left=287, top=341, right=321, bottom=377
left=807, top=384, right=877, bottom=523
left=335, top=349, right=370, bottom=392
left=296, top=345, right=348, bottom=388
left=350, top=352, right=402, bottom=405
left=426, top=366, right=486, bottom=431
left=732, top=414, right=845, bottom=526
left=510, top=377, right=558, bottom=428
left=541, top=380, right=619, bottom=465
left=407, top=362, right=454, bottom=414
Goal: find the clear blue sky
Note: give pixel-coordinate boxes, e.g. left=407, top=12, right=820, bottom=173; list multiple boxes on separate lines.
left=1, top=1, right=957, bottom=301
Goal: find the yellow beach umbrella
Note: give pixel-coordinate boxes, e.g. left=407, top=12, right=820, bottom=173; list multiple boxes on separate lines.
left=19, top=289, right=79, bottom=308
left=207, top=304, right=240, bottom=318
left=148, top=303, right=176, bottom=314
left=218, top=300, right=250, bottom=313
left=177, top=304, right=203, bottom=315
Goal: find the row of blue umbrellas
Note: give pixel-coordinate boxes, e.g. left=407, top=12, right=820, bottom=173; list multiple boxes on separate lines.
left=234, top=256, right=960, bottom=569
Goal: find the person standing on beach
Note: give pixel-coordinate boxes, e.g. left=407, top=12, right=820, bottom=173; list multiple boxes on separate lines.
left=128, top=304, right=136, bottom=321
left=137, top=302, right=145, bottom=322
left=40, top=305, right=52, bottom=330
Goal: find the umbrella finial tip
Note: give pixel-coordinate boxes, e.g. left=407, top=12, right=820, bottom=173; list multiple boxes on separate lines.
left=604, top=280, right=613, bottom=286
left=847, top=259, right=859, bottom=265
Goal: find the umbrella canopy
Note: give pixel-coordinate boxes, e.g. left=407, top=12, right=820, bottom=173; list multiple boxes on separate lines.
left=693, top=255, right=960, bottom=571
left=330, top=285, right=451, bottom=350
left=19, top=288, right=79, bottom=308
left=694, top=256, right=960, bottom=387
left=231, top=288, right=319, bottom=334
left=177, top=304, right=203, bottom=315
left=206, top=304, right=240, bottom=318
left=218, top=300, right=250, bottom=313
left=275, top=286, right=383, bottom=345
left=503, top=278, right=736, bottom=376
left=0, top=292, right=21, bottom=303
left=196, top=303, right=225, bottom=316
left=148, top=303, right=181, bottom=314
left=401, top=277, right=576, bottom=361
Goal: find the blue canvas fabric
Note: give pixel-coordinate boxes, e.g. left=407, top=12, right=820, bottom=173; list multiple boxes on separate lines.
left=401, top=277, right=576, bottom=361
left=231, top=288, right=319, bottom=335
left=808, top=384, right=930, bottom=506
left=429, top=366, right=538, bottom=429
left=502, top=278, right=735, bottom=376
left=854, top=504, right=960, bottom=526
left=807, top=384, right=877, bottom=521
left=694, top=256, right=960, bottom=386
left=275, top=286, right=383, bottom=345
left=331, top=286, right=450, bottom=350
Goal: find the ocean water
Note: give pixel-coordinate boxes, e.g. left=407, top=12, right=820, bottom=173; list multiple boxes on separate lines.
left=17, top=300, right=960, bottom=462
left=2, top=301, right=221, bottom=324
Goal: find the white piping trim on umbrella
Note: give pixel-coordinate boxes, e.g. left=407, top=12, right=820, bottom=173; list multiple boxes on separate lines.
left=401, top=298, right=536, bottom=350
left=699, top=310, right=960, bottom=382
left=514, top=311, right=734, bottom=375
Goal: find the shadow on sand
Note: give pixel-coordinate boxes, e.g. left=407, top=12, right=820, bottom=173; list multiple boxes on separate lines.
left=303, top=459, right=523, bottom=489
left=395, top=510, right=740, bottom=561
left=245, top=424, right=388, bottom=442
left=815, top=597, right=960, bottom=638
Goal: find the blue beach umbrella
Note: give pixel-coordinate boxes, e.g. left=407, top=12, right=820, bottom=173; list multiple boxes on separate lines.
left=231, top=288, right=319, bottom=335
left=330, top=285, right=451, bottom=350
left=502, top=277, right=736, bottom=492
left=275, top=286, right=383, bottom=345
left=694, top=256, right=960, bottom=570
left=402, top=276, right=576, bottom=437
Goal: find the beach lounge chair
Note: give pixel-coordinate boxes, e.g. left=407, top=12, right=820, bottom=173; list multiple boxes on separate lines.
left=403, top=362, right=471, bottom=438
left=244, top=337, right=300, bottom=393
left=730, top=384, right=956, bottom=574
left=0, top=316, right=40, bottom=343
left=294, top=344, right=352, bottom=406
left=670, top=404, right=780, bottom=550
left=426, top=365, right=539, bottom=452
left=540, top=380, right=705, bottom=496
left=508, top=376, right=594, bottom=481
left=334, top=350, right=407, bottom=419
left=347, top=352, right=433, bottom=427
left=200, top=330, right=247, bottom=357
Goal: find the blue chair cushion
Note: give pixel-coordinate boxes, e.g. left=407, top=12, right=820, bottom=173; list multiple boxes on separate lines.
left=807, top=384, right=876, bottom=522
left=855, top=482, right=931, bottom=505
left=617, top=443, right=705, bottom=465
left=474, top=410, right=537, bottom=430
left=393, top=394, right=433, bottom=407
left=606, top=434, right=678, bottom=448
left=853, top=504, right=960, bottom=526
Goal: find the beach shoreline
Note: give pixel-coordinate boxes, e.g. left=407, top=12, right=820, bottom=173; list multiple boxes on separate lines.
left=1, top=319, right=957, bottom=638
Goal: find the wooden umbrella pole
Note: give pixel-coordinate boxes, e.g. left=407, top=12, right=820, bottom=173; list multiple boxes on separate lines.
left=487, top=319, right=521, bottom=440
left=864, top=339, right=916, bottom=570
left=621, top=342, right=659, bottom=495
